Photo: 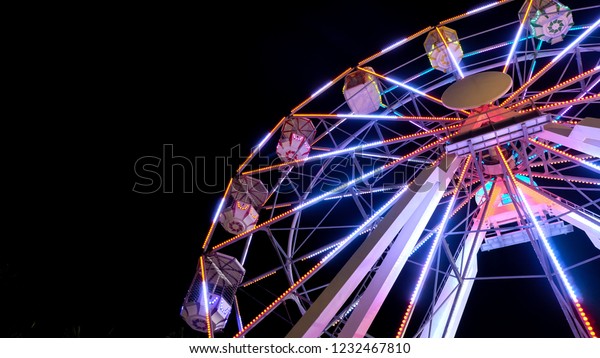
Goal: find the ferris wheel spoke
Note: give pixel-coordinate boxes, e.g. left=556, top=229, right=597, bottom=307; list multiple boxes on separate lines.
left=290, top=68, right=354, bottom=115
left=292, top=113, right=464, bottom=123
left=523, top=144, right=599, bottom=178
left=531, top=167, right=600, bottom=217
left=234, top=185, right=411, bottom=338
left=502, top=0, right=534, bottom=74
left=359, top=27, right=434, bottom=66
left=243, top=119, right=378, bottom=175
left=202, top=180, right=233, bottom=250
left=439, top=0, right=513, bottom=26
left=517, top=93, right=599, bottom=114
left=502, top=17, right=600, bottom=106
left=213, top=133, right=456, bottom=251
left=183, top=2, right=600, bottom=339
left=379, top=102, right=445, bottom=133
left=557, top=74, right=600, bottom=119
left=522, top=172, right=600, bottom=186
left=327, top=185, right=475, bottom=336
left=241, top=236, right=354, bottom=288
left=290, top=195, right=361, bottom=256
left=507, top=66, right=600, bottom=111
left=497, top=147, right=597, bottom=337
left=359, top=67, right=453, bottom=110
left=510, top=185, right=600, bottom=260
left=241, top=269, right=278, bottom=288
left=528, top=137, right=600, bottom=174
left=396, top=156, right=472, bottom=338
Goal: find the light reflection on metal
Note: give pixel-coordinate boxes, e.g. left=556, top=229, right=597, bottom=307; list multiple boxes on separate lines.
left=233, top=186, right=409, bottom=338
left=424, top=26, right=464, bottom=76
left=502, top=17, right=600, bottom=105
left=497, top=146, right=597, bottom=337
left=396, top=156, right=471, bottom=338
left=215, top=134, right=457, bottom=250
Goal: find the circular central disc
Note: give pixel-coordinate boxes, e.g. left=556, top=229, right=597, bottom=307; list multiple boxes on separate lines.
left=442, top=71, right=513, bottom=110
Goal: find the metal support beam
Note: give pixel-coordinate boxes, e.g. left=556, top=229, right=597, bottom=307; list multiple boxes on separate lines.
left=418, top=181, right=496, bottom=337
left=537, top=117, right=600, bottom=158
left=518, top=183, right=600, bottom=251
left=337, top=186, right=444, bottom=337
left=286, top=155, right=461, bottom=337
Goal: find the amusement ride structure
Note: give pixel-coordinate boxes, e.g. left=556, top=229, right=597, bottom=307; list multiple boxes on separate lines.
left=180, top=0, right=599, bottom=338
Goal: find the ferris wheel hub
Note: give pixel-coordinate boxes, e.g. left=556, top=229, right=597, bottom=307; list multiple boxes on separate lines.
left=441, top=71, right=512, bottom=110
left=446, top=107, right=551, bottom=156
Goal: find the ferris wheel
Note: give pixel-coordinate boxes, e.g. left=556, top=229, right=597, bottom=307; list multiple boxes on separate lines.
left=181, top=0, right=600, bottom=338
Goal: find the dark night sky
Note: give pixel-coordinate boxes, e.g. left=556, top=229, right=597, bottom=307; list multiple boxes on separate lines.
left=3, top=1, right=598, bottom=338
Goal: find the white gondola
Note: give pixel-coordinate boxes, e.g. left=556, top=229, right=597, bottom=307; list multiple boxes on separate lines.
left=424, top=26, right=463, bottom=73
left=519, top=0, right=573, bottom=45
left=218, top=200, right=259, bottom=234
left=281, top=117, right=316, bottom=143
left=276, top=132, right=311, bottom=162
left=342, top=67, right=382, bottom=114
left=181, top=253, right=245, bottom=333
left=230, top=175, right=268, bottom=209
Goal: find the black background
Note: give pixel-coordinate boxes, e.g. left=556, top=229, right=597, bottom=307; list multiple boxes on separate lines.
left=3, top=1, right=598, bottom=338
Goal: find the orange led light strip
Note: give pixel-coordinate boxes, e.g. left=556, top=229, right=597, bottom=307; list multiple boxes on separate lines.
left=528, top=137, right=600, bottom=173
left=529, top=155, right=594, bottom=168
left=503, top=0, right=533, bottom=74
left=242, top=270, right=277, bottom=287
left=291, top=68, right=353, bottom=114
left=507, top=66, right=600, bottom=110
left=435, top=26, right=465, bottom=78
left=356, top=66, right=470, bottom=115
left=292, top=113, right=464, bottom=122
left=524, top=173, right=600, bottom=186
left=516, top=94, right=600, bottom=113
left=412, top=181, right=482, bottom=256
left=199, top=256, right=213, bottom=338
left=233, top=185, right=411, bottom=337
left=242, top=125, right=460, bottom=176
left=497, top=146, right=596, bottom=338
left=215, top=133, right=456, bottom=250
left=359, top=27, right=433, bottom=66
left=502, top=18, right=600, bottom=106
left=439, top=0, right=512, bottom=26
left=202, top=179, right=233, bottom=250
left=396, top=155, right=472, bottom=338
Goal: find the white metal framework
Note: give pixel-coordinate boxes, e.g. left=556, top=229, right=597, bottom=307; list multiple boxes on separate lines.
left=186, top=0, right=600, bottom=338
